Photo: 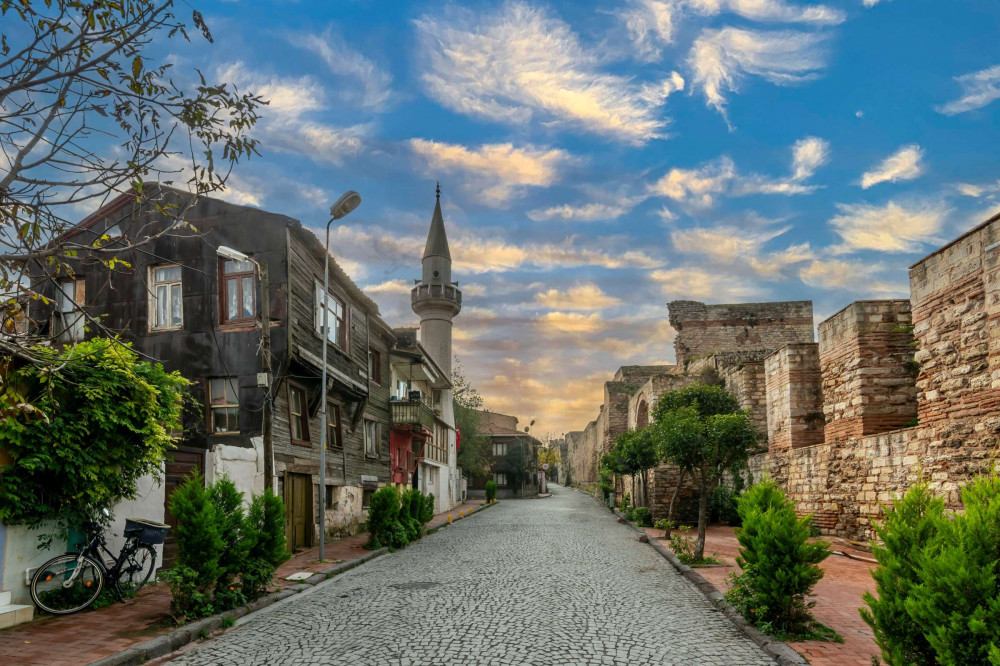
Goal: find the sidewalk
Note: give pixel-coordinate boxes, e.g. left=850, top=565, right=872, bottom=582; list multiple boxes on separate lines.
left=643, top=524, right=879, bottom=666
left=0, top=498, right=485, bottom=666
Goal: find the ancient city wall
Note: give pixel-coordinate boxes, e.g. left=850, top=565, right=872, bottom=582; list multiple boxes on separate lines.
left=668, top=300, right=814, bottom=367
left=764, top=343, right=824, bottom=450
left=721, top=361, right=767, bottom=436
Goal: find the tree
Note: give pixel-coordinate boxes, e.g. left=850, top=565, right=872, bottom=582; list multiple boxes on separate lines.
left=452, top=359, right=492, bottom=478
left=0, top=338, right=187, bottom=541
left=655, top=384, right=760, bottom=560
left=496, top=441, right=535, bottom=497
left=615, top=428, right=659, bottom=508
left=1, top=0, right=264, bottom=365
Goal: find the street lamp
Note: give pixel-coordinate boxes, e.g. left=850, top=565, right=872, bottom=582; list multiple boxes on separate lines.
left=319, top=190, right=361, bottom=562
left=215, top=245, right=274, bottom=492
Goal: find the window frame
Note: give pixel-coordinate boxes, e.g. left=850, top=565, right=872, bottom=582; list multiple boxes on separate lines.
left=314, top=282, right=347, bottom=350
left=327, top=400, right=343, bottom=450
left=494, top=472, right=507, bottom=488
left=149, top=264, right=184, bottom=331
left=287, top=382, right=311, bottom=446
left=368, top=348, right=381, bottom=385
left=493, top=441, right=508, bottom=457
left=219, top=257, right=256, bottom=326
left=54, top=278, right=85, bottom=342
left=364, top=418, right=379, bottom=458
left=207, top=377, right=240, bottom=435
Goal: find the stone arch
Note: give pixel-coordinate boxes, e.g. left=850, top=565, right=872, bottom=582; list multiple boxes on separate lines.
left=637, top=399, right=649, bottom=429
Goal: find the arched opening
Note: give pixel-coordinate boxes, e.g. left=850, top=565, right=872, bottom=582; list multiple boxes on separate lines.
left=637, top=399, right=649, bottom=429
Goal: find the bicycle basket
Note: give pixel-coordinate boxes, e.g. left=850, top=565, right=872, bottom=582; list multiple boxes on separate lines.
left=124, top=518, right=170, bottom=545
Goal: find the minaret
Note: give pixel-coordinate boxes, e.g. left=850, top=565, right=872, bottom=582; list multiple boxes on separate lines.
left=411, top=184, right=462, bottom=376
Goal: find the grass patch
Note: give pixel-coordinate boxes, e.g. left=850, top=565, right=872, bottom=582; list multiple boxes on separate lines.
left=761, top=620, right=844, bottom=644
left=221, top=617, right=235, bottom=629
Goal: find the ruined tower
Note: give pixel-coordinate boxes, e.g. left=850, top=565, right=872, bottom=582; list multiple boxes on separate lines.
left=411, top=184, right=462, bottom=375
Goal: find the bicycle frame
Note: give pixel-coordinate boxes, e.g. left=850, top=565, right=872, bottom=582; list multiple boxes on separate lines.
left=63, top=526, right=140, bottom=602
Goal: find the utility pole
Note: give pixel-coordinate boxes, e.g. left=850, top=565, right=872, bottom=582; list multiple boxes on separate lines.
left=260, top=261, right=273, bottom=491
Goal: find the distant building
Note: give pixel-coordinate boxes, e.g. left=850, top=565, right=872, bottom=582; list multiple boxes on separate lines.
left=469, top=410, right=542, bottom=498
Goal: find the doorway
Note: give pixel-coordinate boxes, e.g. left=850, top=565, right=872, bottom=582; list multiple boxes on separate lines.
left=285, top=472, right=314, bottom=552
left=162, top=446, right=204, bottom=568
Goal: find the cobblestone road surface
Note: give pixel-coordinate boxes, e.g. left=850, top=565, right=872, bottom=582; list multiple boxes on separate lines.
left=169, top=485, right=774, bottom=665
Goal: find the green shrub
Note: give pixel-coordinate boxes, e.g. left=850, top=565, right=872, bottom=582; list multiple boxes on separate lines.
left=598, top=469, right=614, bottom=501
left=654, top=518, right=675, bottom=537
left=209, top=476, right=248, bottom=607
left=399, top=489, right=423, bottom=541
left=241, top=489, right=289, bottom=600
left=421, top=493, right=435, bottom=524
left=726, top=480, right=829, bottom=635
left=710, top=483, right=742, bottom=526
left=861, top=481, right=944, bottom=666
left=485, top=480, right=497, bottom=503
left=904, top=475, right=1000, bottom=666
left=366, top=486, right=408, bottom=550
left=632, top=506, right=653, bottom=527
left=621, top=492, right=631, bottom=514
left=166, top=474, right=223, bottom=620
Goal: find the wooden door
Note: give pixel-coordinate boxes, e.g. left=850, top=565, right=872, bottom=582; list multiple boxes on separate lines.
left=162, top=446, right=204, bottom=568
left=285, top=473, right=313, bottom=552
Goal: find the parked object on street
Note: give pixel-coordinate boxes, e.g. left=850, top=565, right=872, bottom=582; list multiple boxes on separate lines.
left=29, top=512, right=167, bottom=615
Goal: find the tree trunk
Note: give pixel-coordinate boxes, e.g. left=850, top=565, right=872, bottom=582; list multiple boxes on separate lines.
left=643, top=468, right=649, bottom=508
left=667, top=468, right=686, bottom=523
left=694, top=466, right=709, bottom=561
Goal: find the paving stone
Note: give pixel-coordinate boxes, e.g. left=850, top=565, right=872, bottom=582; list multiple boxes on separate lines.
left=167, top=486, right=775, bottom=665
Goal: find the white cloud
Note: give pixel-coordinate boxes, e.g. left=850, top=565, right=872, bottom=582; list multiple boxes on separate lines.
left=956, top=181, right=1000, bottom=198
left=536, top=284, right=622, bottom=310
left=860, top=144, right=925, bottom=189
left=688, top=0, right=843, bottom=24
left=829, top=200, right=948, bottom=254
left=415, top=2, right=684, bottom=144
left=689, top=27, right=829, bottom=119
left=670, top=225, right=814, bottom=278
left=937, top=64, right=1000, bottom=115
left=297, top=28, right=393, bottom=111
left=799, top=259, right=907, bottom=295
left=527, top=194, right=647, bottom=222
left=408, top=139, right=572, bottom=206
left=364, top=279, right=412, bottom=295
left=650, top=266, right=763, bottom=300
left=623, top=0, right=679, bottom=61
left=862, top=0, right=884, bottom=7
left=537, top=312, right=606, bottom=333
left=791, top=136, right=831, bottom=181
left=218, top=62, right=367, bottom=164
left=650, top=157, right=736, bottom=207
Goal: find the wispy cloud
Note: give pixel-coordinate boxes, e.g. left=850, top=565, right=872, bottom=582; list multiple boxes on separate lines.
left=671, top=224, right=814, bottom=278
left=799, top=259, right=907, bottom=295
left=860, top=144, right=925, bottom=189
left=415, top=1, right=684, bottom=144
left=536, top=284, right=622, bottom=310
left=688, top=27, right=829, bottom=120
left=937, top=64, right=1000, bottom=115
left=686, top=0, right=843, bottom=24
left=829, top=200, right=947, bottom=254
left=791, top=136, right=831, bottom=181
left=623, top=0, right=679, bottom=61
left=408, top=139, right=573, bottom=206
left=295, top=27, right=393, bottom=111
left=862, top=0, right=885, bottom=7
left=537, top=311, right=606, bottom=333
left=527, top=193, right=647, bottom=222
left=650, top=266, right=764, bottom=300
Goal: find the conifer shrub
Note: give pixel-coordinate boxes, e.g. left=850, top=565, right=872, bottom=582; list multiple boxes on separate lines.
left=366, top=486, right=408, bottom=550
left=241, top=489, right=289, bottom=600
left=399, top=489, right=422, bottom=542
left=485, top=480, right=497, bottom=503
left=210, top=476, right=248, bottom=609
left=726, top=480, right=830, bottom=636
left=904, top=474, right=1000, bottom=665
left=860, top=482, right=944, bottom=666
left=631, top=506, right=653, bottom=527
left=421, top=493, right=435, bottom=524
left=166, top=474, right=223, bottom=620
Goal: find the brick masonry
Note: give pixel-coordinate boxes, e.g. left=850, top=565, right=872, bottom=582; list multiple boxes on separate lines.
left=765, top=343, right=824, bottom=451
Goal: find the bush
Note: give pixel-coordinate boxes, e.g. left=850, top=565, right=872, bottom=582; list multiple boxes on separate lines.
left=485, top=480, right=497, bottom=503
left=166, top=474, right=223, bottom=620
left=241, top=489, right=289, bottom=600
left=904, top=475, right=1000, bottom=666
left=632, top=506, right=653, bottom=527
left=598, top=469, right=614, bottom=501
left=654, top=518, right=675, bottom=537
left=399, top=489, right=423, bottom=542
left=209, top=477, right=248, bottom=607
left=710, top=483, right=741, bottom=526
left=366, top=486, right=408, bottom=550
left=726, top=480, right=829, bottom=635
left=621, top=492, right=631, bottom=514
left=421, top=493, right=435, bottom=524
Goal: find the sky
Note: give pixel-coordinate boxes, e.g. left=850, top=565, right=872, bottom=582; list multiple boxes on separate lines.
left=167, top=0, right=1000, bottom=439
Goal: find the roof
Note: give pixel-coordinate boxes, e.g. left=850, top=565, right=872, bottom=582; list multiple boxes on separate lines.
left=423, top=189, right=451, bottom=260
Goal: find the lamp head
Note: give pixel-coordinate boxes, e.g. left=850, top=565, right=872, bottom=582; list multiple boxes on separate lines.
left=217, top=245, right=250, bottom=262
left=330, top=190, right=362, bottom=220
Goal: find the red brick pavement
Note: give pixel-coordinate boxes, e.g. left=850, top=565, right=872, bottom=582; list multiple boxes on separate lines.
left=0, top=499, right=485, bottom=666
left=643, top=524, right=879, bottom=666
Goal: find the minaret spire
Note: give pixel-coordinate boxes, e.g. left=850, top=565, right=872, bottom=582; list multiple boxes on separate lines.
left=423, top=183, right=451, bottom=262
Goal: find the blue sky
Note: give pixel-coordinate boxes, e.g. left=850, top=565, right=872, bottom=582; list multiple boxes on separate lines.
left=173, top=0, right=1000, bottom=437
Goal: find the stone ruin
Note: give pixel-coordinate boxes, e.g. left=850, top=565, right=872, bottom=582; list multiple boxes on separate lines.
left=567, top=210, right=1000, bottom=541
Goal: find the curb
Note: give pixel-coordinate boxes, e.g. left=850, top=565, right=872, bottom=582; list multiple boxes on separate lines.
left=569, top=486, right=807, bottom=666
left=427, top=501, right=495, bottom=532
left=88, top=548, right=388, bottom=666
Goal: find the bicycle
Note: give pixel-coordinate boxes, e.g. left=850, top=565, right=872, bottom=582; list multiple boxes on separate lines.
left=29, top=511, right=170, bottom=615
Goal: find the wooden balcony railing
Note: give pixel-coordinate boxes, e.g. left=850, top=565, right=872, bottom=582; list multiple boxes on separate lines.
left=391, top=399, right=436, bottom=432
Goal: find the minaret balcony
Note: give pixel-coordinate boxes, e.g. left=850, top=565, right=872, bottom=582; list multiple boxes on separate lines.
left=411, top=283, right=462, bottom=311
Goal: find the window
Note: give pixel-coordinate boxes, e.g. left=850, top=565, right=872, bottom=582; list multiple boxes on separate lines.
left=220, top=258, right=255, bottom=324
left=209, top=378, right=239, bottom=434
left=362, top=488, right=373, bottom=510
left=151, top=265, right=183, bottom=330
left=493, top=441, right=507, bottom=457
left=395, top=380, right=408, bottom=401
left=325, top=484, right=335, bottom=510
left=424, top=424, right=448, bottom=464
left=368, top=349, right=381, bottom=384
left=315, top=283, right=346, bottom=348
left=55, top=279, right=85, bottom=342
left=364, top=419, right=379, bottom=457
left=494, top=472, right=507, bottom=487
left=288, top=384, right=310, bottom=444
left=327, top=401, right=342, bottom=449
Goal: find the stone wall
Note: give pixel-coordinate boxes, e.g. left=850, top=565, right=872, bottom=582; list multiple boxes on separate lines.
left=819, top=300, right=918, bottom=444
left=721, top=361, right=768, bottom=436
left=668, top=300, right=814, bottom=367
left=764, top=343, right=824, bottom=450
left=628, top=373, right=693, bottom=429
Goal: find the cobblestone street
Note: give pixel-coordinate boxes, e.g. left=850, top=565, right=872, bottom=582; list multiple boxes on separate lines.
left=168, top=486, right=773, bottom=665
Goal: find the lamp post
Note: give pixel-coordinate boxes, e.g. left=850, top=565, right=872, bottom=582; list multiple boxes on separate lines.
left=216, top=246, right=272, bottom=491
left=318, top=190, right=362, bottom=562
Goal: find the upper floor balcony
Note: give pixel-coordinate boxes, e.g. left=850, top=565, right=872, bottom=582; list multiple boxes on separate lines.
left=391, top=398, right=436, bottom=432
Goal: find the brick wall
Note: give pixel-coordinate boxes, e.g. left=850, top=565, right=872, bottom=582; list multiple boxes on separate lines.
left=764, top=343, right=824, bottom=450
left=668, top=300, right=814, bottom=367
left=819, top=300, right=918, bottom=444
left=721, top=361, right=768, bottom=436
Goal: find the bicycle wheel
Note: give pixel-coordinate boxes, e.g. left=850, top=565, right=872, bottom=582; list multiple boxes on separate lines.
left=118, top=544, right=156, bottom=592
left=30, top=554, right=104, bottom=615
